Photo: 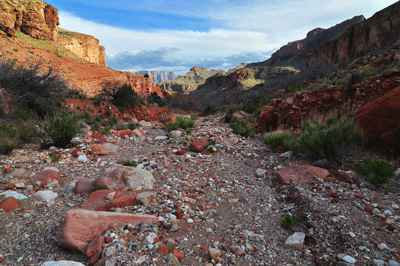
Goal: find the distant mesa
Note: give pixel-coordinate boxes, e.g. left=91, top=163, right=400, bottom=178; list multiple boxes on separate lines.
left=137, top=71, right=178, bottom=83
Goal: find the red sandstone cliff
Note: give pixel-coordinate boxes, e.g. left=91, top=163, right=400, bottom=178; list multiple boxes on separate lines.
left=306, top=1, right=400, bottom=67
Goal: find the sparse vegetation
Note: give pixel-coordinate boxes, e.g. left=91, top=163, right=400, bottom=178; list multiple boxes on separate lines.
left=128, top=122, right=137, bottom=130
left=264, top=132, right=298, bottom=152
left=48, top=151, right=61, bottom=162
left=0, top=58, right=71, bottom=118
left=297, top=110, right=364, bottom=163
left=354, top=156, right=397, bottom=185
left=44, top=111, right=81, bottom=147
left=229, top=119, right=254, bottom=137
left=165, top=116, right=195, bottom=132
left=281, top=214, right=302, bottom=228
left=122, top=160, right=137, bottom=167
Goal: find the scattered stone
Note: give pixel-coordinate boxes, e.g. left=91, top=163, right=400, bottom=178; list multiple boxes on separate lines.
left=94, top=164, right=155, bottom=191
left=7, top=168, right=28, bottom=179
left=0, top=196, right=19, bottom=212
left=159, top=113, right=176, bottom=125
left=34, top=190, right=58, bottom=201
left=138, top=121, right=152, bottom=127
left=168, top=130, right=182, bottom=138
left=75, top=179, right=95, bottom=195
left=190, top=138, right=209, bottom=152
left=42, top=261, right=85, bottom=266
left=284, top=232, right=305, bottom=250
left=209, top=248, right=222, bottom=259
left=373, top=259, right=386, bottom=266
left=133, top=128, right=144, bottom=137
left=256, top=169, right=267, bottom=177
left=90, top=144, right=109, bottom=156
left=102, top=143, right=120, bottom=154
left=136, top=191, right=157, bottom=205
left=168, top=253, right=179, bottom=266
left=118, top=130, right=131, bottom=138
left=275, top=165, right=330, bottom=185
left=341, top=255, right=356, bottom=264
left=71, top=137, right=84, bottom=146
left=77, top=155, right=88, bottom=163
left=0, top=191, right=28, bottom=200
left=280, top=151, right=293, bottom=158
left=58, top=209, right=157, bottom=253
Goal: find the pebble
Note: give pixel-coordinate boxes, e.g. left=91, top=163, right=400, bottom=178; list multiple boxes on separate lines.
left=284, top=232, right=305, bottom=250
left=341, top=255, right=356, bottom=264
left=0, top=191, right=28, bottom=200
left=34, top=190, right=58, bottom=201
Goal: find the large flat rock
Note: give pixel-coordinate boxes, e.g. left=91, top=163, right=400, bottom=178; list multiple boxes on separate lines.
left=275, top=165, right=330, bottom=185
left=58, top=209, right=157, bottom=253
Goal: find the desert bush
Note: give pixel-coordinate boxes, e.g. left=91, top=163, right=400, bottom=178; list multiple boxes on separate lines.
left=225, top=107, right=238, bottom=123
left=115, top=120, right=128, bottom=130
left=122, top=160, right=137, bottom=167
left=44, top=111, right=81, bottom=147
left=298, top=111, right=364, bottom=163
left=106, top=115, right=118, bottom=127
left=0, top=124, right=19, bottom=155
left=360, top=68, right=381, bottom=79
left=128, top=122, right=137, bottom=130
left=165, top=117, right=195, bottom=132
left=147, top=92, right=166, bottom=107
left=105, top=109, right=112, bottom=117
left=100, top=127, right=110, bottom=135
left=0, top=58, right=70, bottom=117
left=281, top=214, right=301, bottom=228
left=354, top=156, right=397, bottom=185
left=112, top=84, right=141, bottom=108
left=229, top=119, right=254, bottom=137
left=264, top=132, right=298, bottom=152
left=334, top=79, right=346, bottom=86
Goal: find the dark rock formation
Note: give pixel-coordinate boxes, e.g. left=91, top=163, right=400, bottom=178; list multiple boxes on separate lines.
left=250, top=16, right=365, bottom=69
left=306, top=1, right=400, bottom=67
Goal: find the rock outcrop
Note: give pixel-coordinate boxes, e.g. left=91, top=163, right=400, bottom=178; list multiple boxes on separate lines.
left=0, top=0, right=59, bottom=41
left=249, top=16, right=364, bottom=69
left=306, top=1, right=400, bottom=67
left=158, top=67, right=224, bottom=94
left=58, top=29, right=106, bottom=65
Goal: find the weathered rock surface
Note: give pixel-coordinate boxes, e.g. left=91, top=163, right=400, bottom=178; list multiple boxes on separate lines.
left=94, top=164, right=155, bottom=191
left=58, top=209, right=156, bottom=253
left=58, top=28, right=106, bottom=65
left=275, top=165, right=330, bottom=185
left=355, top=86, right=400, bottom=155
left=250, top=16, right=364, bottom=69
left=307, top=1, right=400, bottom=67
left=0, top=0, right=59, bottom=41
left=0, top=196, right=19, bottom=212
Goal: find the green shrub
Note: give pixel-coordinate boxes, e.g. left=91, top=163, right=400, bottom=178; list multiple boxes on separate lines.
left=229, top=119, right=254, bottom=137
left=165, top=117, right=195, bottom=132
left=100, top=127, right=110, bottom=135
left=298, top=111, right=363, bottom=163
left=115, top=120, right=128, bottom=130
left=0, top=124, right=19, bottom=155
left=264, top=132, right=298, bottom=152
left=281, top=214, right=301, bottom=228
left=105, top=109, right=112, bottom=117
left=128, top=122, right=137, bottom=130
left=354, top=157, right=397, bottom=185
left=186, top=128, right=193, bottom=135
left=95, top=185, right=106, bottom=191
left=94, top=99, right=101, bottom=107
left=334, top=79, right=346, bottom=86
left=147, top=92, right=166, bottom=107
left=360, top=68, right=381, bottom=79
left=225, top=107, right=238, bottom=123
left=112, top=84, right=140, bottom=107
left=44, top=111, right=81, bottom=147
left=328, top=72, right=337, bottom=80
left=122, top=160, right=137, bottom=167
left=48, top=151, right=61, bottom=162
left=0, top=58, right=71, bottom=117
left=106, top=115, right=118, bottom=127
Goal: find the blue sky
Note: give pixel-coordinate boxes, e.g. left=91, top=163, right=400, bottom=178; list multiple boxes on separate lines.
left=46, top=0, right=398, bottom=75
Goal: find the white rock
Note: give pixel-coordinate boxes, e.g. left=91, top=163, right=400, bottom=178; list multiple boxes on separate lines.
left=284, top=232, right=305, bottom=250
left=377, top=243, right=388, bottom=250
left=70, top=137, right=84, bottom=146
left=34, top=190, right=58, bottom=201
left=280, top=151, right=293, bottom=158
left=168, top=130, right=182, bottom=138
left=44, top=167, right=59, bottom=173
left=341, top=255, right=356, bottom=264
left=77, top=155, right=88, bottom=163
left=256, top=169, right=267, bottom=177
left=133, top=129, right=144, bottom=138
left=392, top=204, right=399, bottom=210
left=349, top=232, right=356, bottom=238
left=42, top=260, right=85, bottom=266
left=62, top=181, right=77, bottom=194
left=102, top=143, right=120, bottom=154
left=373, top=260, right=386, bottom=266
left=145, top=232, right=157, bottom=244
left=394, top=168, right=400, bottom=176
left=155, top=136, right=168, bottom=141
left=0, top=191, right=27, bottom=200
left=138, top=121, right=152, bottom=127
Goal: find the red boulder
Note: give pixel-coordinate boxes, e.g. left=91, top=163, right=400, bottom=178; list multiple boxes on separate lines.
left=190, top=138, right=209, bottom=152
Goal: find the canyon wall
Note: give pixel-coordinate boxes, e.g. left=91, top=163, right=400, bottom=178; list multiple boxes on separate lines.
left=137, top=71, right=177, bottom=83
left=58, top=29, right=106, bottom=65
left=0, top=0, right=59, bottom=41
left=250, top=16, right=365, bottom=69
left=306, top=1, right=400, bottom=67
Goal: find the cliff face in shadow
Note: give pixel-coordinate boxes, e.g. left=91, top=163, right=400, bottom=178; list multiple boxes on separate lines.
left=306, top=1, right=400, bottom=67
left=249, top=16, right=365, bottom=69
